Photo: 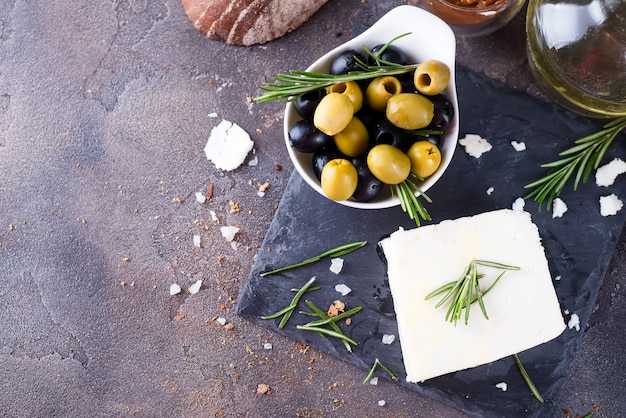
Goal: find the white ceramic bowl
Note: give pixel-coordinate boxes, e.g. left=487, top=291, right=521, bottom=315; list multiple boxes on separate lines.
left=284, top=5, right=459, bottom=209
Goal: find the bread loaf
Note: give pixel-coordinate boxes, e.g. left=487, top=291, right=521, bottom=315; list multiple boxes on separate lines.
left=182, top=0, right=328, bottom=46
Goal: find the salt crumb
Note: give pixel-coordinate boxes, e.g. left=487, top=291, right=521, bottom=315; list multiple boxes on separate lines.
left=220, top=225, right=240, bottom=241
left=512, top=197, right=525, bottom=211
left=335, top=284, right=352, bottom=296
left=263, top=342, right=272, bottom=350
left=486, top=187, right=494, bottom=195
left=382, top=334, right=395, bottom=345
left=369, top=377, right=378, bottom=386
left=195, top=192, right=206, bottom=203
left=169, top=283, right=181, bottom=296
left=193, top=235, right=201, bottom=248
left=208, top=112, right=218, bottom=118
left=568, top=313, right=580, bottom=331
left=554, top=275, right=561, bottom=281
left=378, top=400, right=386, bottom=407
left=495, top=382, right=508, bottom=392
left=230, top=241, right=238, bottom=251
left=595, top=158, right=626, bottom=187
left=552, top=197, right=568, bottom=218
left=216, top=317, right=227, bottom=325
left=459, top=134, right=492, bottom=158
left=248, top=154, right=259, bottom=167
left=210, top=210, right=218, bottom=222
left=600, top=194, right=623, bottom=216
left=188, top=279, right=202, bottom=294
left=510, top=141, right=526, bottom=152
left=204, top=119, right=254, bottom=171
left=257, top=191, right=265, bottom=197
left=329, top=258, right=344, bottom=274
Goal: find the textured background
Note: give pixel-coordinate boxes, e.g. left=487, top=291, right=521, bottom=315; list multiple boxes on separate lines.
left=0, top=1, right=624, bottom=417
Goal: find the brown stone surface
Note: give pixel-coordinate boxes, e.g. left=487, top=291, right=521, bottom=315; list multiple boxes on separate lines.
left=0, top=1, right=624, bottom=417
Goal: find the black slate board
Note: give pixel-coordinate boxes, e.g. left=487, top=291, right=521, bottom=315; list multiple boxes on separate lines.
left=236, top=65, right=626, bottom=417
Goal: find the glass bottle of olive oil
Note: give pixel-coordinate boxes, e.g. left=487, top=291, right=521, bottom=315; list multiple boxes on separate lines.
left=526, top=0, right=626, bottom=118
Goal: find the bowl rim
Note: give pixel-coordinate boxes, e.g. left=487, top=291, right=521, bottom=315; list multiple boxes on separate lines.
left=284, top=5, right=460, bottom=210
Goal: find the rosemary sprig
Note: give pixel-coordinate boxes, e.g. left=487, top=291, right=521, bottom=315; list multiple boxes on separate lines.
left=363, top=358, right=399, bottom=384
left=524, top=116, right=626, bottom=210
left=514, top=354, right=544, bottom=403
left=260, top=240, right=367, bottom=277
left=425, top=259, right=520, bottom=326
left=254, top=33, right=414, bottom=103
left=392, top=171, right=433, bottom=226
left=303, top=300, right=353, bottom=352
left=261, top=276, right=317, bottom=329
left=297, top=302, right=362, bottom=349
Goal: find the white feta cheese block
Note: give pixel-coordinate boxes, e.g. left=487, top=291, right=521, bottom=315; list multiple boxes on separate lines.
left=380, top=209, right=565, bottom=383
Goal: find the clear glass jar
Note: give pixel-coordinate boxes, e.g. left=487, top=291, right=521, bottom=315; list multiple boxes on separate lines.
left=526, top=0, right=626, bottom=118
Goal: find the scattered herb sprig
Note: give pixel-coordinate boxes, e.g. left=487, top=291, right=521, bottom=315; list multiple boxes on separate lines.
left=514, top=354, right=544, bottom=403
left=297, top=303, right=362, bottom=348
left=260, top=241, right=367, bottom=277
left=524, top=116, right=626, bottom=210
left=425, top=259, right=520, bottom=326
left=261, top=276, right=318, bottom=328
left=363, top=358, right=398, bottom=384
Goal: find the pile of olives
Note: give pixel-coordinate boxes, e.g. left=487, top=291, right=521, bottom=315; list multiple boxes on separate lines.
left=288, top=44, right=454, bottom=203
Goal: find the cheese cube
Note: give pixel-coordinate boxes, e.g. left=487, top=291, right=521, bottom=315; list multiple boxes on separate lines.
left=380, top=209, right=565, bottom=383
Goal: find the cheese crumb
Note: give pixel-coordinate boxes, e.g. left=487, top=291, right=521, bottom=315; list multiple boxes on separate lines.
left=552, top=198, right=568, bottom=218
left=188, top=279, right=202, bottom=294
left=220, top=225, right=240, bottom=242
left=193, top=235, right=201, bottom=248
left=369, top=377, right=378, bottom=385
left=329, top=258, right=344, bottom=274
left=216, top=317, right=227, bottom=325
left=495, top=382, right=508, bottom=392
left=568, top=313, right=580, bottom=331
left=382, top=334, right=395, bottom=345
left=599, top=194, right=623, bottom=216
left=210, top=210, right=219, bottom=222
left=459, top=134, right=492, bottom=158
left=170, top=283, right=181, bottom=296
left=195, top=192, right=206, bottom=203
left=335, top=284, right=352, bottom=296
left=377, top=400, right=386, bottom=407
left=263, top=342, right=273, bottom=350
left=512, top=197, right=525, bottom=211
left=595, top=158, right=626, bottom=187
left=510, top=141, right=526, bottom=152
left=204, top=119, right=254, bottom=171
left=486, top=187, right=494, bottom=196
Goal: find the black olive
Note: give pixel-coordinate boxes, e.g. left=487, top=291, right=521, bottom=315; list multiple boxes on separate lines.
left=294, top=89, right=326, bottom=119
left=369, top=118, right=410, bottom=151
left=329, top=49, right=366, bottom=75
left=288, top=119, right=335, bottom=153
left=367, top=44, right=408, bottom=66
left=312, top=149, right=345, bottom=181
left=428, top=94, right=454, bottom=130
left=397, top=72, right=418, bottom=94
left=351, top=155, right=384, bottom=202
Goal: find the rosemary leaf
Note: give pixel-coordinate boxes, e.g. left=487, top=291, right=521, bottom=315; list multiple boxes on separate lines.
left=296, top=325, right=359, bottom=346
left=514, top=354, right=545, bottom=403
left=304, top=300, right=352, bottom=352
left=260, top=241, right=367, bottom=277
left=261, top=276, right=317, bottom=329
left=303, top=306, right=363, bottom=327
left=363, top=358, right=399, bottom=384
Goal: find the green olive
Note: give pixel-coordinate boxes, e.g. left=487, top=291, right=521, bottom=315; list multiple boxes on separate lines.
left=327, top=81, right=363, bottom=113
left=414, top=60, right=450, bottom=96
left=333, top=117, right=369, bottom=157
left=314, top=92, right=354, bottom=136
left=321, top=158, right=358, bottom=201
left=386, top=93, right=434, bottom=130
left=367, top=144, right=411, bottom=185
left=365, top=76, right=402, bottom=112
left=407, top=140, right=442, bottom=178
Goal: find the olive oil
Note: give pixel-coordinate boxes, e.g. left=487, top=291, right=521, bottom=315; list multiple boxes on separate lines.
left=526, top=0, right=626, bottom=118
